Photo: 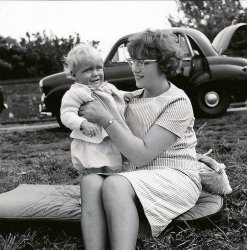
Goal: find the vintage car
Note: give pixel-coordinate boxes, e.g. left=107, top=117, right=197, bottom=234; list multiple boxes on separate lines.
left=39, top=25, right=247, bottom=128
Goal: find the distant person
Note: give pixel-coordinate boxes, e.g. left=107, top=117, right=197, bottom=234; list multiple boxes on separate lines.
left=0, top=85, right=7, bottom=113
left=79, top=29, right=206, bottom=249
left=60, top=43, right=128, bottom=174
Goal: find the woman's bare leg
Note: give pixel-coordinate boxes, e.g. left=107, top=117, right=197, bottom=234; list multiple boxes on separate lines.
left=80, top=174, right=108, bottom=250
left=102, top=176, right=139, bottom=250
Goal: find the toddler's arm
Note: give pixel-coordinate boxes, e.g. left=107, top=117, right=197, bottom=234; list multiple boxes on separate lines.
left=80, top=120, right=100, bottom=137
left=60, top=90, right=88, bottom=131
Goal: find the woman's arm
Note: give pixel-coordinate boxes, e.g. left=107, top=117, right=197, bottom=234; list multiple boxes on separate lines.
left=79, top=100, right=177, bottom=166
left=105, top=119, right=177, bottom=166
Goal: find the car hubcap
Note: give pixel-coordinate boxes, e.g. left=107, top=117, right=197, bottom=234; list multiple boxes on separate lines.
left=204, top=91, right=219, bottom=107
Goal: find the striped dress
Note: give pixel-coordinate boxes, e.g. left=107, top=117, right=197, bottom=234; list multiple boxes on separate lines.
left=117, top=83, right=204, bottom=237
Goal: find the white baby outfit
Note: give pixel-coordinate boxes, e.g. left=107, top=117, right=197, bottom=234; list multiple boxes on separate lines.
left=60, top=81, right=127, bottom=171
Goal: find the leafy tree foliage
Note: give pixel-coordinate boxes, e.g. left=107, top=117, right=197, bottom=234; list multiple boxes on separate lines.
left=0, top=31, right=100, bottom=80
left=169, top=0, right=247, bottom=41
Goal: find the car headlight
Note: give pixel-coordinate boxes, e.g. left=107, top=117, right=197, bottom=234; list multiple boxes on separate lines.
left=41, top=93, right=45, bottom=102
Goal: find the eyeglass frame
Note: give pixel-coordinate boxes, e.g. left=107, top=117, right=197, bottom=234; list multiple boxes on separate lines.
left=126, top=58, right=157, bottom=68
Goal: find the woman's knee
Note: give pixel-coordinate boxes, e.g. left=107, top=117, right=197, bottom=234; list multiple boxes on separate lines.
left=80, top=174, right=104, bottom=197
left=102, top=176, right=136, bottom=202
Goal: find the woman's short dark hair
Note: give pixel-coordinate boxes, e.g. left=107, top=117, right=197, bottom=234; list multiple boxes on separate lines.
left=127, top=29, right=184, bottom=76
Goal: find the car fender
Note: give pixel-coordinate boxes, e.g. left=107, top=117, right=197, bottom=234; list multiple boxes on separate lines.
left=44, top=84, right=71, bottom=114
left=207, top=56, right=247, bottom=89
left=209, top=64, right=246, bottom=82
left=190, top=72, right=211, bottom=86
left=40, top=72, right=73, bottom=96
left=186, top=72, right=211, bottom=96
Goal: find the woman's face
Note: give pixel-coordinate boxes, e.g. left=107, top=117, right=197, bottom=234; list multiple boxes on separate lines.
left=131, top=59, right=163, bottom=89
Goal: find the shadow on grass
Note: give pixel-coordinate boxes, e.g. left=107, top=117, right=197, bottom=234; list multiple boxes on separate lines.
left=0, top=220, right=81, bottom=236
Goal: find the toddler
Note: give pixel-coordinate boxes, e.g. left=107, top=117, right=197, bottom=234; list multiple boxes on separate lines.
left=60, top=43, right=128, bottom=173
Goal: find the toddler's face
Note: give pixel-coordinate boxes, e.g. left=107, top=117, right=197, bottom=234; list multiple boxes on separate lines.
left=75, top=52, right=104, bottom=87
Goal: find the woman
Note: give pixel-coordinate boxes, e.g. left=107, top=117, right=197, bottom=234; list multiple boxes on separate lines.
left=79, top=29, right=205, bottom=250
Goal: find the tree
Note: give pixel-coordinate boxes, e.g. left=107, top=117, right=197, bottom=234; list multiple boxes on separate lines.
left=0, top=31, right=100, bottom=80
left=169, top=0, right=247, bottom=41
left=19, top=31, right=81, bottom=78
left=0, top=36, right=25, bottom=79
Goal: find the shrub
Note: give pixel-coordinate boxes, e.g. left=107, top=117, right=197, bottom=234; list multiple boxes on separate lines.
left=0, top=31, right=99, bottom=80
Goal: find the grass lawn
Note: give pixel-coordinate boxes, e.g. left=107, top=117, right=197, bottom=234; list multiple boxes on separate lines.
left=0, top=81, right=42, bottom=124
left=0, top=111, right=247, bottom=249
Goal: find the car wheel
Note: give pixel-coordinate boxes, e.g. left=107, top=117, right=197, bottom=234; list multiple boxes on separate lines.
left=192, top=83, right=230, bottom=118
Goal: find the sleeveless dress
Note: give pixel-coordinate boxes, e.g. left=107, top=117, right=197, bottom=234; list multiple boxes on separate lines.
left=116, top=83, right=204, bottom=237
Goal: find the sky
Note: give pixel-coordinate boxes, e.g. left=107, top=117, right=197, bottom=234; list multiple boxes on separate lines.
left=0, top=1, right=179, bottom=59
left=0, top=1, right=246, bottom=59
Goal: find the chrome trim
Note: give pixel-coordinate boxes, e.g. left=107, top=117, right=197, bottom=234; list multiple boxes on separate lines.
left=242, top=66, right=247, bottom=72
left=204, top=91, right=220, bottom=107
left=39, top=104, right=52, bottom=118
left=41, top=93, right=45, bottom=102
left=39, top=79, right=44, bottom=92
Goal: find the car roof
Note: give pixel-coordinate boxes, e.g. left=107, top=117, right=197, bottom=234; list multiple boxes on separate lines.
left=212, top=23, right=247, bottom=53
left=111, top=27, right=218, bottom=57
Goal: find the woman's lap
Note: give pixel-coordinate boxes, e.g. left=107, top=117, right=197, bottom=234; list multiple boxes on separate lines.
left=81, top=169, right=200, bottom=238
left=118, top=168, right=201, bottom=237
left=81, top=174, right=137, bottom=204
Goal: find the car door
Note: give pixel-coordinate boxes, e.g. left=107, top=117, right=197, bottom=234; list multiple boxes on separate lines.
left=169, top=33, right=193, bottom=92
left=185, top=34, right=211, bottom=89
left=169, top=32, right=211, bottom=96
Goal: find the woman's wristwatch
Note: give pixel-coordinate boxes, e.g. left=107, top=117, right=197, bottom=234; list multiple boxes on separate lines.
left=103, top=118, right=115, bottom=129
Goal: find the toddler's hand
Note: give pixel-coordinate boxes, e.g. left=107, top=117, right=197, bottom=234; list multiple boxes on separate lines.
left=80, top=121, right=100, bottom=137
left=124, top=92, right=135, bottom=103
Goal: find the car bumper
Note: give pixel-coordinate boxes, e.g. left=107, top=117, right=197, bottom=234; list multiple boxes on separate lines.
left=39, top=93, right=53, bottom=118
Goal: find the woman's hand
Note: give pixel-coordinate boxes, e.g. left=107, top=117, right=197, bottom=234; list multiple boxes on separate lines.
left=78, top=99, right=112, bottom=125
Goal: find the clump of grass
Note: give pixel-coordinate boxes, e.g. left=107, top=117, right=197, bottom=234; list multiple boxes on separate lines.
left=0, top=229, right=36, bottom=250
left=0, top=227, right=84, bottom=250
left=0, top=82, right=42, bottom=123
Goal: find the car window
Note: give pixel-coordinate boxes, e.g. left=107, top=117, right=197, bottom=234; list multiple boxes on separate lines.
left=178, top=35, right=192, bottom=57
left=187, top=36, right=203, bottom=55
left=111, top=43, right=130, bottom=63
